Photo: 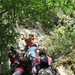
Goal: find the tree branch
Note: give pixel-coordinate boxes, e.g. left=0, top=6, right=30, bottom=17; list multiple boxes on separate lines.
left=0, top=6, right=13, bottom=15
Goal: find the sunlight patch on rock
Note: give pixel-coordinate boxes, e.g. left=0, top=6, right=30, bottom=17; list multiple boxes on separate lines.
left=57, top=65, right=68, bottom=75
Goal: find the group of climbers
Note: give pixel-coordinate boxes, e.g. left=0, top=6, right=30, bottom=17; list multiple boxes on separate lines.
left=11, top=34, right=54, bottom=75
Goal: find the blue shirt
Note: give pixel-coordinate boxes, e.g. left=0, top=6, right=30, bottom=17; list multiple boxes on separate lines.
left=26, top=46, right=37, bottom=58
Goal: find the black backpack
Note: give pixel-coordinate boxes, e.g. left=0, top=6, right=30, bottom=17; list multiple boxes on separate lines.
left=39, top=55, right=48, bottom=68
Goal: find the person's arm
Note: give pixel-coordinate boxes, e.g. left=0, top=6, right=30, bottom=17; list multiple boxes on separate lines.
left=18, top=53, right=26, bottom=62
left=47, top=56, right=53, bottom=68
left=19, top=56, right=26, bottom=62
left=36, top=46, right=43, bottom=51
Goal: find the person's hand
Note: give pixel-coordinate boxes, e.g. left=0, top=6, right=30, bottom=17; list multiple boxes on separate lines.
left=38, top=46, right=43, bottom=50
left=19, top=57, right=26, bottom=62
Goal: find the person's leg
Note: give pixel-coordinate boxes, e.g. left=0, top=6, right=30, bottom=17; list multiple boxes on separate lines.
left=12, top=67, right=24, bottom=75
left=31, top=61, right=37, bottom=74
left=27, top=55, right=37, bottom=75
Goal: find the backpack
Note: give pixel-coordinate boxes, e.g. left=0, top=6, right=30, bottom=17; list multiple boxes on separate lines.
left=38, top=68, right=54, bottom=75
left=11, top=54, right=19, bottom=68
left=38, top=55, right=54, bottom=75
left=11, top=53, right=25, bottom=68
left=39, top=55, right=49, bottom=68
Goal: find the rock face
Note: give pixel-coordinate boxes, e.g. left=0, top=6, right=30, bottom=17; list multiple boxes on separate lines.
left=53, top=48, right=75, bottom=75
left=13, top=25, right=48, bottom=53
left=57, top=65, right=74, bottom=75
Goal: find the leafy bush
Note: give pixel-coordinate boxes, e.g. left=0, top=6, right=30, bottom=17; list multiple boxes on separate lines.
left=44, top=25, right=75, bottom=55
left=5, top=67, right=14, bottom=75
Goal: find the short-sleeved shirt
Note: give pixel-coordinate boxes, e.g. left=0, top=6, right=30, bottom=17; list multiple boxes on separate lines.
left=26, top=46, right=37, bottom=58
left=27, top=40, right=34, bottom=47
left=25, top=38, right=34, bottom=47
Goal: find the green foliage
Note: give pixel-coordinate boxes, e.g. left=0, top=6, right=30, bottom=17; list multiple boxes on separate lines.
left=5, top=67, right=15, bottom=75
left=44, top=25, right=75, bottom=55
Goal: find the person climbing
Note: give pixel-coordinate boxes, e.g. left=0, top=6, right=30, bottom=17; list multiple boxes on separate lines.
left=24, top=34, right=45, bottom=75
left=33, top=48, right=54, bottom=75
left=24, top=34, right=42, bottom=75
left=12, top=53, right=32, bottom=75
left=24, top=34, right=35, bottom=51
left=26, top=45, right=43, bottom=75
